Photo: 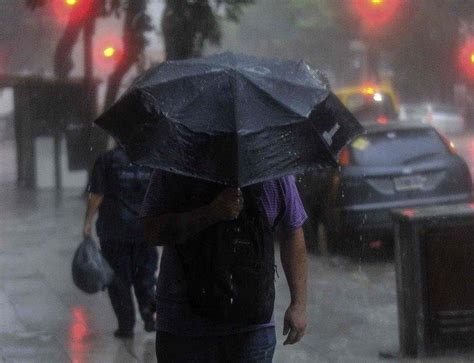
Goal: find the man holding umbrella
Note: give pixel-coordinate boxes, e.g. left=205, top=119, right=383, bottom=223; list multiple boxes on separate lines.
left=141, top=171, right=308, bottom=361
left=95, top=53, right=363, bottom=361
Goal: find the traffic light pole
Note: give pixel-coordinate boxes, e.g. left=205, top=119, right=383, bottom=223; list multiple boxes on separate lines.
left=83, top=15, right=98, bottom=189
left=84, top=15, right=95, bottom=93
left=363, top=43, right=379, bottom=82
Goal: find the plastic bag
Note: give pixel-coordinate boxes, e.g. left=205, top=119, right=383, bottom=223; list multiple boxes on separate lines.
left=72, top=237, right=114, bottom=294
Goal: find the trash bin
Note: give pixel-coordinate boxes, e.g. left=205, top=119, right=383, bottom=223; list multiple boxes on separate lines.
left=392, top=204, right=474, bottom=357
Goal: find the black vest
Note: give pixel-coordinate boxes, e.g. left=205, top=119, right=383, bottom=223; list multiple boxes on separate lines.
left=177, top=185, right=276, bottom=324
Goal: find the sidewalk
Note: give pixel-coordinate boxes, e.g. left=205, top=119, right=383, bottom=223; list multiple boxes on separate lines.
left=0, top=184, right=473, bottom=362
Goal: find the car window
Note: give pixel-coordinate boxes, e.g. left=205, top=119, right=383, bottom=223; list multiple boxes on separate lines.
left=346, top=93, right=397, bottom=121
left=351, top=129, right=448, bottom=166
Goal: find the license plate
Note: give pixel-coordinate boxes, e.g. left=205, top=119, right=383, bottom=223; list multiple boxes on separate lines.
left=394, top=175, right=426, bottom=191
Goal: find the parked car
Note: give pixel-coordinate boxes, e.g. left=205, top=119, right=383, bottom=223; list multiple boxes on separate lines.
left=399, top=103, right=465, bottom=134
left=298, top=122, right=472, bottom=254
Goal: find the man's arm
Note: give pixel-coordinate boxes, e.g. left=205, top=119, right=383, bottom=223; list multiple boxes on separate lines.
left=83, top=193, right=104, bottom=238
left=143, top=188, right=242, bottom=246
left=278, top=226, right=308, bottom=345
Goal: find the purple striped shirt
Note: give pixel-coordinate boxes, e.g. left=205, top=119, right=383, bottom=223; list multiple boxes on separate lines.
left=141, top=170, right=307, bottom=336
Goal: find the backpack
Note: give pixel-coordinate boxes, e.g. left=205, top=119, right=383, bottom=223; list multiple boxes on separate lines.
left=177, top=185, right=276, bottom=325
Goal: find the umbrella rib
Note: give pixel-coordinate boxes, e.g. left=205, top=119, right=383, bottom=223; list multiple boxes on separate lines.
left=239, top=74, right=321, bottom=118
left=229, top=71, right=240, bottom=186
left=141, top=74, right=234, bottom=133
left=257, top=72, right=329, bottom=95
left=138, top=63, right=224, bottom=88
left=140, top=69, right=223, bottom=95
left=138, top=89, right=207, bottom=132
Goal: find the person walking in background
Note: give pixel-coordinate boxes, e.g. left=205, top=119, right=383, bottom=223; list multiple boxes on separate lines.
left=83, top=144, right=158, bottom=339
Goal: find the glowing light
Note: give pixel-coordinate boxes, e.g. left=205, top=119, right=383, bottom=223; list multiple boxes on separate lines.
left=51, top=0, right=93, bottom=25
left=376, top=115, right=388, bottom=124
left=103, top=47, right=116, bottom=58
left=338, top=147, right=351, bottom=166
left=459, top=39, right=474, bottom=81
left=373, top=92, right=383, bottom=102
left=362, top=87, right=376, bottom=95
left=402, top=209, right=416, bottom=218
left=351, top=0, right=403, bottom=31
left=94, top=35, right=124, bottom=72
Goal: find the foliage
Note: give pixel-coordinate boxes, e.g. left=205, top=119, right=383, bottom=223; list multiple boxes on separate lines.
left=284, top=0, right=474, bottom=101
left=221, top=0, right=353, bottom=85
left=25, top=0, right=254, bottom=107
left=161, top=0, right=254, bottom=60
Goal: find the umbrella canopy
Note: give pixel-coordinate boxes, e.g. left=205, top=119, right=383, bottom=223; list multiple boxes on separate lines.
left=95, top=52, right=363, bottom=187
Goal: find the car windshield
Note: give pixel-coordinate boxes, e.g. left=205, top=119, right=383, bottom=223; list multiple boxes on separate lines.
left=346, top=93, right=397, bottom=121
left=404, top=105, right=427, bottom=117
left=351, top=129, right=448, bottom=166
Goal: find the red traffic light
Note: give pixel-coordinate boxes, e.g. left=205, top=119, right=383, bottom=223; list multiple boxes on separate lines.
left=103, top=47, right=117, bottom=58
left=50, top=0, right=93, bottom=25
left=459, top=39, right=474, bottom=81
left=351, top=0, right=402, bottom=31
left=94, top=36, right=124, bottom=73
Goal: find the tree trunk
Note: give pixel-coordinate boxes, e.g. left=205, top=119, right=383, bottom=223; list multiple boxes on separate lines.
left=161, top=0, right=219, bottom=61
left=103, top=0, right=150, bottom=109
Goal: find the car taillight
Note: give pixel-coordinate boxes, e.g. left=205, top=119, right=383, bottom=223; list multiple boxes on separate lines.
left=376, top=115, right=388, bottom=124
left=338, top=147, right=352, bottom=166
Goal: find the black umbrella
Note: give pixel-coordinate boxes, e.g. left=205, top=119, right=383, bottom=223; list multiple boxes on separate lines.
left=95, top=52, right=363, bottom=187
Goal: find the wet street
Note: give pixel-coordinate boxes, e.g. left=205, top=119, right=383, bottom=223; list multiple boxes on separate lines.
left=1, top=131, right=474, bottom=362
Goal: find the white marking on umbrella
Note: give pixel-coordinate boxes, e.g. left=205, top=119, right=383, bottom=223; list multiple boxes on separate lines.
left=242, top=66, right=271, bottom=75
left=323, top=123, right=340, bottom=146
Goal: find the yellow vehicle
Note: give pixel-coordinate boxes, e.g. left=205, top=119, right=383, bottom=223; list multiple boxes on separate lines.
left=336, top=83, right=400, bottom=124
